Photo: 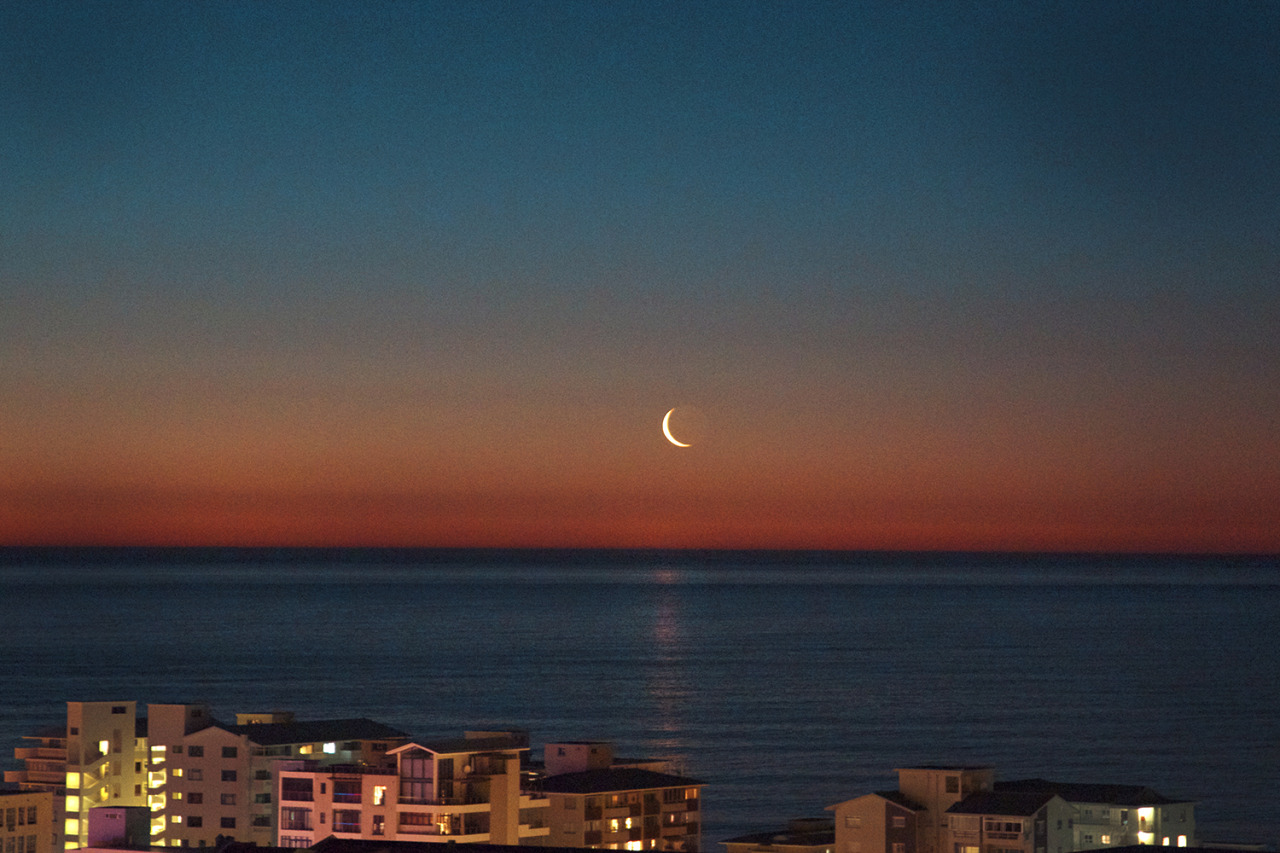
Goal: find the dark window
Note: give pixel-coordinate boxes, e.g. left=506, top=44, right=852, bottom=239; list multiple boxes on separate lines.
left=220, top=817, right=236, bottom=829
left=112, top=706, right=127, bottom=714
left=946, top=777, right=959, bottom=793
left=173, top=746, right=184, bottom=754
left=188, top=746, right=204, bottom=758
left=221, top=794, right=236, bottom=806
left=281, top=778, right=314, bottom=802
left=69, top=728, right=79, bottom=735
left=222, top=770, right=237, bottom=782
left=189, top=793, right=203, bottom=805
left=188, top=817, right=203, bottom=828
left=252, top=816, right=271, bottom=827
left=222, top=747, right=238, bottom=759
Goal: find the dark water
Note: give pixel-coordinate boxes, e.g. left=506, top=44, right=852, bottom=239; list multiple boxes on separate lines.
left=1, top=550, right=1278, bottom=846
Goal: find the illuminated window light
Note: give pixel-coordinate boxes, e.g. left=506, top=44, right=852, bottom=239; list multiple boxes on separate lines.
left=299, top=745, right=313, bottom=755
left=1102, top=836, right=1111, bottom=845
left=171, top=816, right=183, bottom=824
left=1162, top=839, right=1170, bottom=847
left=373, top=786, right=386, bottom=806
left=172, top=769, right=183, bottom=777
left=66, top=796, right=81, bottom=812
left=99, top=740, right=110, bottom=754
left=66, top=771, right=81, bottom=788
left=323, top=743, right=337, bottom=754
left=1177, top=838, right=1187, bottom=847
left=66, top=818, right=80, bottom=834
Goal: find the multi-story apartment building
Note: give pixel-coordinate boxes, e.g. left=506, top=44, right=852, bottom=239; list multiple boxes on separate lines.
left=942, top=791, right=1074, bottom=853
left=992, top=781, right=1195, bottom=850
left=273, top=732, right=550, bottom=848
left=722, top=817, right=835, bottom=853
left=829, top=768, right=1195, bottom=853
left=146, top=705, right=408, bottom=849
left=830, top=767, right=995, bottom=853
left=3, top=727, right=67, bottom=851
left=827, top=791, right=926, bottom=853
left=539, top=767, right=702, bottom=851
left=1, top=788, right=55, bottom=853
left=63, top=702, right=149, bottom=850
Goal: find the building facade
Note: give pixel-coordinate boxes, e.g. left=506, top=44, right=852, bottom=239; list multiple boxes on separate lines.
left=992, top=782, right=1195, bottom=850
left=4, top=728, right=67, bottom=852
left=539, top=767, right=702, bottom=852
left=942, top=792, right=1074, bottom=853
left=1, top=788, right=55, bottom=853
left=273, top=732, right=550, bottom=848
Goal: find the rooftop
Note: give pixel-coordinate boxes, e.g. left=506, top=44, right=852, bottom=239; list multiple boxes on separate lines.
left=947, top=791, right=1058, bottom=816
left=539, top=767, right=703, bottom=795
left=995, top=779, right=1193, bottom=806
left=222, top=718, right=408, bottom=746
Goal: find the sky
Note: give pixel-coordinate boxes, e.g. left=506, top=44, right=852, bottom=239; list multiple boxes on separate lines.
left=2, top=0, right=1278, bottom=552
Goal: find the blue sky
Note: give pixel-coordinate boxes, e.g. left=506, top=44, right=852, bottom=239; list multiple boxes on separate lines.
left=3, top=1, right=1278, bottom=549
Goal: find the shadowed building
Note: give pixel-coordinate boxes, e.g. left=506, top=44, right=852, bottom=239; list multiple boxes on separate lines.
left=4, top=727, right=68, bottom=851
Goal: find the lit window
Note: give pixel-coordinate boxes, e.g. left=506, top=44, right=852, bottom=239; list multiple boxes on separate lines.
left=171, top=816, right=183, bottom=824
left=99, top=740, right=111, bottom=754
left=373, top=786, right=386, bottom=806
left=323, top=743, right=337, bottom=754
left=1177, top=838, right=1187, bottom=848
left=1162, top=839, right=1170, bottom=847
left=1102, top=836, right=1111, bottom=845
left=299, top=745, right=313, bottom=755
left=173, top=769, right=183, bottom=777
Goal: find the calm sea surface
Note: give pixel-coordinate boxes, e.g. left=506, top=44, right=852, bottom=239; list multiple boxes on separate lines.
left=1, top=550, right=1278, bottom=846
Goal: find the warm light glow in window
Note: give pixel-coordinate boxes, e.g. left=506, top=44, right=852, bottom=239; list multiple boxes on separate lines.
left=300, top=745, right=313, bottom=755
left=66, top=818, right=80, bottom=834
left=625, top=817, right=633, bottom=829
left=66, top=796, right=81, bottom=811
left=1102, top=836, right=1111, bottom=845
left=1178, top=838, right=1187, bottom=847
left=66, top=771, right=81, bottom=788
left=625, top=842, right=643, bottom=851
left=1138, top=832, right=1155, bottom=845
left=611, top=819, right=620, bottom=832
left=1162, top=839, right=1170, bottom=846
left=173, top=768, right=183, bottom=777
left=323, top=742, right=337, bottom=754
left=99, top=740, right=110, bottom=754
left=171, top=816, right=183, bottom=824
left=373, top=786, right=386, bottom=806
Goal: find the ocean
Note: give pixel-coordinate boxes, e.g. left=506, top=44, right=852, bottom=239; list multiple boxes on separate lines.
left=1, top=549, right=1277, bottom=846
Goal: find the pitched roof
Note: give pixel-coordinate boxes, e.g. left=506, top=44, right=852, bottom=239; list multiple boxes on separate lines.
left=875, top=790, right=927, bottom=811
left=222, top=718, right=408, bottom=745
left=995, top=779, right=1192, bottom=806
left=539, top=767, right=703, bottom=794
left=947, top=791, right=1057, bottom=816
left=390, top=734, right=528, bottom=755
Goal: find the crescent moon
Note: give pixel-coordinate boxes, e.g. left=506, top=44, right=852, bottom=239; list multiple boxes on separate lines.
left=662, top=409, right=691, bottom=447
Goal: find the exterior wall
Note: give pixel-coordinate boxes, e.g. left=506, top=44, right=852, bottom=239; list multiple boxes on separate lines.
left=64, top=702, right=147, bottom=849
left=546, top=743, right=615, bottom=776
left=275, top=745, right=550, bottom=848
left=1, top=790, right=55, bottom=853
left=943, top=799, right=1073, bottom=853
left=545, top=785, right=701, bottom=852
left=830, top=795, right=918, bottom=853
left=897, top=770, right=995, bottom=853
left=5, top=731, right=67, bottom=851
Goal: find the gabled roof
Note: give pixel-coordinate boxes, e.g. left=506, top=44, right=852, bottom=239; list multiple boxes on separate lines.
left=539, top=767, right=702, bottom=794
left=876, top=790, right=927, bottom=811
left=826, top=791, right=925, bottom=812
left=389, top=734, right=527, bottom=755
left=947, top=791, right=1058, bottom=817
left=222, top=718, right=408, bottom=746
left=995, top=779, right=1193, bottom=806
